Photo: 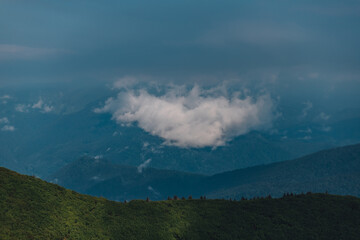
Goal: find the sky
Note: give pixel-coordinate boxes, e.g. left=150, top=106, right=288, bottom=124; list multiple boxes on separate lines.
left=1, top=0, right=359, bottom=84
left=1, top=0, right=360, bottom=147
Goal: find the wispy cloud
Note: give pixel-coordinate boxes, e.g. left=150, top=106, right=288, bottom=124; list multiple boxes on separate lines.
left=0, top=117, right=9, bottom=124
left=96, top=84, right=275, bottom=148
left=318, top=112, right=330, bottom=121
left=1, top=125, right=15, bottom=132
left=0, top=117, right=15, bottom=132
left=15, top=104, right=29, bottom=113
left=147, top=186, right=160, bottom=196
left=197, top=21, right=311, bottom=47
left=113, top=76, right=139, bottom=90
left=0, top=44, right=65, bottom=61
left=0, top=95, right=11, bottom=104
left=0, top=95, right=11, bottom=100
left=32, top=98, right=54, bottom=113
left=301, top=101, right=313, bottom=118
left=14, top=98, right=54, bottom=113
left=137, top=158, right=152, bottom=173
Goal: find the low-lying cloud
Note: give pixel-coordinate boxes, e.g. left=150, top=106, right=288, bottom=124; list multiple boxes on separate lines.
left=0, top=117, right=15, bottom=132
left=95, top=85, right=275, bottom=148
left=0, top=117, right=9, bottom=124
left=137, top=159, right=152, bottom=173
left=32, top=98, right=54, bottom=113
left=15, top=98, right=54, bottom=113
left=1, top=125, right=15, bottom=132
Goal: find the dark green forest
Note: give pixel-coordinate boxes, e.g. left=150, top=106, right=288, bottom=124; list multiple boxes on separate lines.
left=1, top=167, right=360, bottom=240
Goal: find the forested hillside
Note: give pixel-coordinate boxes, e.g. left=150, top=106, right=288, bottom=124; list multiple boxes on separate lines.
left=1, top=167, right=360, bottom=239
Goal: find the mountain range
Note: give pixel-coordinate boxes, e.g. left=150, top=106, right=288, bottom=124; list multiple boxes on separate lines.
left=1, top=86, right=360, bottom=178
left=48, top=143, right=360, bottom=201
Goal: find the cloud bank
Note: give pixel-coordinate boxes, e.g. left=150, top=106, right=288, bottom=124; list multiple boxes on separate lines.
left=96, top=85, right=275, bottom=148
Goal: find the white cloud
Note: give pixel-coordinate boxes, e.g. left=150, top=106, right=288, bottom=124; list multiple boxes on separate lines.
left=137, top=158, right=152, bottom=173
left=96, top=85, right=275, bottom=148
left=1, top=95, right=11, bottom=104
left=15, top=104, right=29, bottom=113
left=147, top=186, right=160, bottom=196
left=1, top=125, right=15, bottom=131
left=91, top=176, right=102, bottom=181
left=302, top=135, right=312, bottom=140
left=15, top=98, right=54, bottom=113
left=32, top=99, right=44, bottom=109
left=42, top=105, right=54, bottom=113
left=0, top=117, right=15, bottom=131
left=143, top=142, right=150, bottom=148
left=32, top=98, right=54, bottom=113
left=0, top=95, right=11, bottom=99
left=319, top=112, right=330, bottom=121
left=0, top=117, right=9, bottom=124
left=301, top=101, right=313, bottom=118
left=113, top=76, right=138, bottom=89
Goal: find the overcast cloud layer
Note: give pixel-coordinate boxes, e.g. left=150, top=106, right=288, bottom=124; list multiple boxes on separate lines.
left=1, top=1, right=359, bottom=85
left=1, top=0, right=359, bottom=121
left=95, top=85, right=275, bottom=148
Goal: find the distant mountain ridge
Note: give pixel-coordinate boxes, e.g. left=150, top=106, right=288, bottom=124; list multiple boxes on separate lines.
left=204, top=143, right=360, bottom=199
left=47, top=156, right=206, bottom=201
left=49, top=143, right=360, bottom=201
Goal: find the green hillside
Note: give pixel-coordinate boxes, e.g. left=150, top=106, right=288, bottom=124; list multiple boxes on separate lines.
left=1, top=167, right=360, bottom=239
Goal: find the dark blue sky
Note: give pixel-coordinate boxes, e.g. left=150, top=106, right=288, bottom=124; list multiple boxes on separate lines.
left=0, top=0, right=359, bottom=109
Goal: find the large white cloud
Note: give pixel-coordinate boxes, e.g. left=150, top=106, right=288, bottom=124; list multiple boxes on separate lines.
left=95, top=86, right=275, bottom=148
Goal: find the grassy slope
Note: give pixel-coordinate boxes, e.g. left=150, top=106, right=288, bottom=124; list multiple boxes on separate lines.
left=1, top=167, right=360, bottom=240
